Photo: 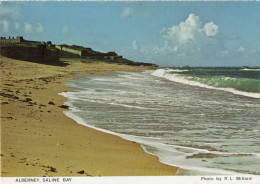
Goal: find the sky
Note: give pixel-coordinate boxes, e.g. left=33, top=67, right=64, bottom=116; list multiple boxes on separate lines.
left=0, top=1, right=259, bottom=67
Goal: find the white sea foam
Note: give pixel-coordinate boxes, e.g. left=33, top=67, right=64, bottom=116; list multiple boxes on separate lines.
left=63, top=110, right=241, bottom=175
left=241, top=68, right=260, bottom=71
left=152, top=69, right=260, bottom=99
left=59, top=70, right=260, bottom=175
left=63, top=106, right=257, bottom=175
left=166, top=69, right=189, bottom=73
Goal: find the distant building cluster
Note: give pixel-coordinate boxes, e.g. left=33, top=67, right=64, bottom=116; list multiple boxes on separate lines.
left=0, top=36, right=24, bottom=43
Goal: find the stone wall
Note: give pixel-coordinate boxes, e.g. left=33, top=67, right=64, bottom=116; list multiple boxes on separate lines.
left=54, top=45, right=125, bottom=61
left=104, top=55, right=123, bottom=61
left=0, top=46, right=59, bottom=64
left=0, top=36, right=24, bottom=44
left=55, top=45, right=82, bottom=56
left=55, top=45, right=114, bottom=58
left=81, top=49, right=94, bottom=56
left=44, top=49, right=60, bottom=64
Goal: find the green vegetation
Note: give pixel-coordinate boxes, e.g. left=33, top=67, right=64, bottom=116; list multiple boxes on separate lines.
left=60, top=44, right=84, bottom=51
left=0, top=42, right=40, bottom=47
left=60, top=58, right=96, bottom=63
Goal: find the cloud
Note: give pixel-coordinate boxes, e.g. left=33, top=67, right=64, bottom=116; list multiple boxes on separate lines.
left=229, top=34, right=238, bottom=40
left=204, top=22, right=219, bottom=37
left=161, top=14, right=202, bottom=45
left=35, top=23, right=44, bottom=33
left=218, top=49, right=230, bottom=57
left=0, top=4, right=44, bottom=36
left=237, top=46, right=245, bottom=52
left=0, top=19, right=10, bottom=33
left=24, top=23, right=44, bottom=34
left=14, top=22, right=20, bottom=30
left=120, top=7, right=134, bottom=18
left=62, top=25, right=70, bottom=35
left=133, top=40, right=138, bottom=51
left=152, top=41, right=178, bottom=55
left=251, top=47, right=260, bottom=54
left=157, top=13, right=221, bottom=58
left=24, top=23, right=33, bottom=34
left=0, top=4, right=20, bottom=34
left=161, top=14, right=219, bottom=45
left=0, top=5, right=21, bottom=19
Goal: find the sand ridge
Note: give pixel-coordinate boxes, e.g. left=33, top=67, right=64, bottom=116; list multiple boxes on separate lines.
left=0, top=56, right=178, bottom=177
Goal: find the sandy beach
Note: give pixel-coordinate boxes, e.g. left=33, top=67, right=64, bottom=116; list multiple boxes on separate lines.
left=0, top=56, right=178, bottom=177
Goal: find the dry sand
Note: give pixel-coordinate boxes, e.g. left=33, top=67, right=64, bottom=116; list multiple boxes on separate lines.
left=0, top=56, right=178, bottom=177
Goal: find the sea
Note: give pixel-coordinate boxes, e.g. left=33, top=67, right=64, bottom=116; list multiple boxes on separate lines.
left=60, top=67, right=260, bottom=175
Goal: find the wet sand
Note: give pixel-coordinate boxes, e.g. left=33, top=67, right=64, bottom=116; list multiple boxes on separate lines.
left=0, top=56, right=178, bottom=176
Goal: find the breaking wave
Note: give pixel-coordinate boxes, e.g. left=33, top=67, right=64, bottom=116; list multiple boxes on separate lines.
left=152, top=69, right=260, bottom=99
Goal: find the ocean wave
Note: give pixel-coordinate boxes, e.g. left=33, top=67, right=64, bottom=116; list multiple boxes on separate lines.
left=60, top=71, right=260, bottom=175
left=152, top=69, right=260, bottom=99
left=241, top=68, right=260, bottom=71
left=166, top=69, right=189, bottom=73
left=62, top=108, right=259, bottom=175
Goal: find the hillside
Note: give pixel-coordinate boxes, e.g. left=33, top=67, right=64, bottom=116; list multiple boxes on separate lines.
left=0, top=36, right=159, bottom=68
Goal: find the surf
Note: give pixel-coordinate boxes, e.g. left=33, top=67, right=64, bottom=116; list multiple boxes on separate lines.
left=60, top=71, right=260, bottom=175
left=152, top=68, right=260, bottom=99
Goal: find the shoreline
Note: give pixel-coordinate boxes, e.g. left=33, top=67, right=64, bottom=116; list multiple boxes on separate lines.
left=1, top=56, right=178, bottom=176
